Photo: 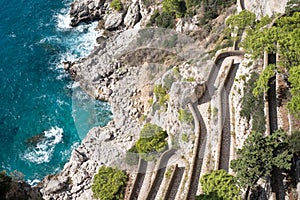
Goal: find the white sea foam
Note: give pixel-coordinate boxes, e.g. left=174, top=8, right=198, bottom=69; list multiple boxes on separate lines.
left=57, top=10, right=72, bottom=30
left=23, top=127, right=63, bottom=164
left=28, top=179, right=40, bottom=186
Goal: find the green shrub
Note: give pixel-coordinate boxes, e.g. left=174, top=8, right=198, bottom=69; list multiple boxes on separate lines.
left=110, top=0, right=123, bottom=11
left=184, top=77, right=196, bottom=82
left=240, top=73, right=266, bottom=133
left=147, top=11, right=176, bottom=28
left=154, top=84, right=169, bottom=107
left=165, top=167, right=173, bottom=179
left=135, top=123, right=168, bottom=161
left=181, top=133, right=189, bottom=142
left=163, top=0, right=186, bottom=18
left=173, top=66, right=180, bottom=78
left=288, top=65, right=300, bottom=118
left=178, top=109, right=194, bottom=124
left=92, top=166, right=127, bottom=200
left=253, top=64, right=276, bottom=97
left=199, top=170, right=241, bottom=200
left=125, top=145, right=139, bottom=166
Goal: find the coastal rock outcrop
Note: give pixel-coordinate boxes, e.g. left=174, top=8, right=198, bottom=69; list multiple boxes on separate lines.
left=104, top=12, right=124, bottom=30
left=124, top=2, right=141, bottom=28
left=70, top=0, right=105, bottom=26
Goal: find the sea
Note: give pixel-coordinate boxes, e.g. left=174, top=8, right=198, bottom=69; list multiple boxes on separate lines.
left=0, top=0, right=112, bottom=184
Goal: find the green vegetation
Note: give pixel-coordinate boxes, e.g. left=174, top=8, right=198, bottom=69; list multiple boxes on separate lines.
left=154, top=84, right=170, bottom=107
left=286, top=0, right=300, bottom=14
left=165, top=167, right=174, bottom=179
left=230, top=130, right=293, bottom=198
left=226, top=11, right=300, bottom=117
left=162, top=0, right=186, bottom=18
left=181, top=133, right=189, bottom=142
left=225, top=10, right=300, bottom=117
left=91, top=166, right=128, bottom=200
left=147, top=0, right=235, bottom=28
left=253, top=64, right=276, bottom=97
left=226, top=10, right=256, bottom=41
left=184, top=77, right=196, bottom=82
left=240, top=73, right=266, bottom=133
left=198, top=0, right=236, bottom=25
left=197, top=170, right=241, bottom=200
left=147, top=9, right=176, bottom=28
left=173, top=66, right=180, bottom=78
left=178, top=108, right=194, bottom=124
left=290, top=131, right=300, bottom=153
left=110, top=0, right=123, bottom=11
left=125, top=145, right=139, bottom=166
left=288, top=65, right=300, bottom=118
left=135, top=123, right=168, bottom=161
left=212, top=107, right=218, bottom=117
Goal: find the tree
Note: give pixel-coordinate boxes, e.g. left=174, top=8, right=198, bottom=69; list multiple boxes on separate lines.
left=92, top=166, right=127, bottom=200
left=198, top=170, right=241, bottom=200
left=253, top=64, right=276, bottom=97
left=230, top=130, right=293, bottom=198
left=240, top=73, right=266, bottom=133
left=162, top=0, right=186, bottom=18
left=226, top=10, right=256, bottom=38
left=135, top=123, right=168, bottom=161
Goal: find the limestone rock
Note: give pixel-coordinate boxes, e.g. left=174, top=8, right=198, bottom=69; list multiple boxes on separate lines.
left=104, top=12, right=124, bottom=30
left=69, top=0, right=105, bottom=26
left=124, top=2, right=141, bottom=28
left=42, top=179, right=66, bottom=194
left=170, top=82, right=206, bottom=106
left=242, top=0, right=288, bottom=18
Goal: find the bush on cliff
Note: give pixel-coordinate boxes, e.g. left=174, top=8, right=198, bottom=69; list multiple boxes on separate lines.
left=240, top=73, right=266, bottom=133
left=135, top=123, right=168, bottom=161
left=230, top=130, right=293, bottom=198
left=197, top=170, right=241, bottom=200
left=92, top=166, right=127, bottom=200
left=110, top=0, right=123, bottom=11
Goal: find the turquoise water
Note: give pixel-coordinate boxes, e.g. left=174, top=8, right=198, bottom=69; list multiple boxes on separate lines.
left=0, top=0, right=112, bottom=184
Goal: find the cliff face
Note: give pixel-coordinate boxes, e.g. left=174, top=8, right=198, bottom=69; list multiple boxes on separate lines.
left=239, top=0, right=288, bottom=17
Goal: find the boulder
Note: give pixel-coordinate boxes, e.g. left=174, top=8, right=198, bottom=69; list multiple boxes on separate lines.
left=43, top=180, right=66, bottom=194
left=104, top=12, right=124, bottom=30
left=69, top=0, right=104, bottom=26
left=170, top=82, right=206, bottom=106
left=124, top=2, right=141, bottom=28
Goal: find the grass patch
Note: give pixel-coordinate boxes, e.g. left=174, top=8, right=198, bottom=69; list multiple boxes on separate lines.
left=178, top=109, right=194, bottom=124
